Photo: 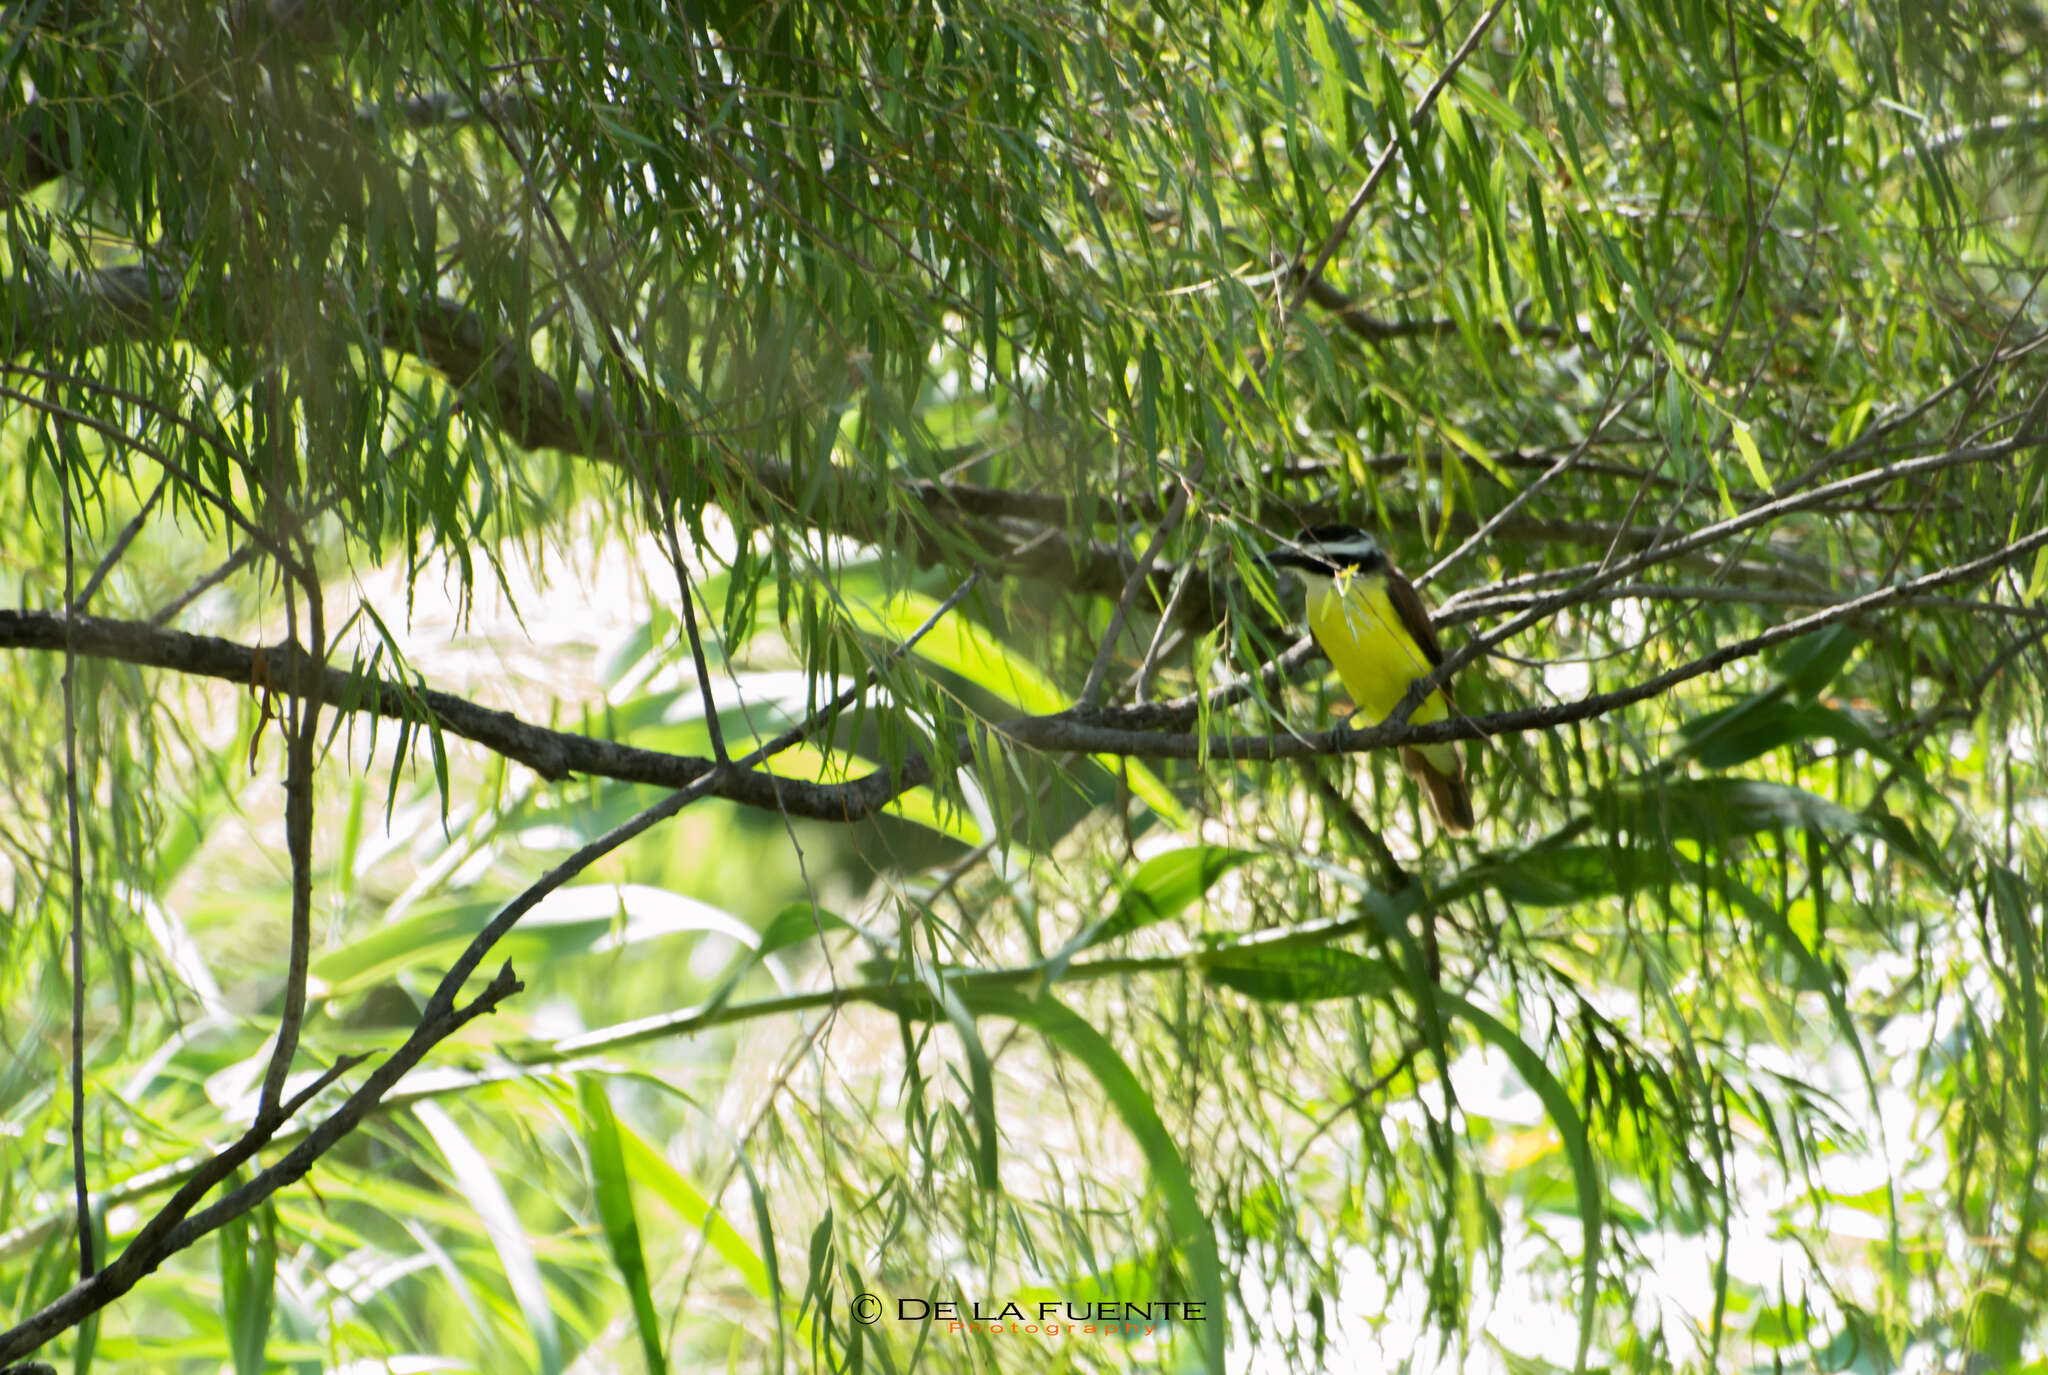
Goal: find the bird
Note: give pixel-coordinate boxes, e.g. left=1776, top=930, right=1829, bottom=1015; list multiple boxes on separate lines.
left=1261, top=525, right=1476, bottom=834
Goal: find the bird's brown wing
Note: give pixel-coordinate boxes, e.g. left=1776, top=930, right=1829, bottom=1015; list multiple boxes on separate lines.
left=1383, top=566, right=1447, bottom=671
left=1387, top=563, right=1473, bottom=833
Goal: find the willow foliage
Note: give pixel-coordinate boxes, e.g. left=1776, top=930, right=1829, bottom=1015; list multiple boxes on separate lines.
left=2, top=0, right=2045, bottom=1371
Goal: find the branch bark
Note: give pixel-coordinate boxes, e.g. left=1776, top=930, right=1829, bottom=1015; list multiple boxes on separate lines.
left=6, top=514, right=2043, bottom=831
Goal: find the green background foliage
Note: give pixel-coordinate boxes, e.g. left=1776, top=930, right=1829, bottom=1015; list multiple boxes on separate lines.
left=2, top=0, right=2045, bottom=1370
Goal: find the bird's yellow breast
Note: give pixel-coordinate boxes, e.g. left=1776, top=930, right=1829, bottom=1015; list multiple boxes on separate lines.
left=1305, top=571, right=1449, bottom=729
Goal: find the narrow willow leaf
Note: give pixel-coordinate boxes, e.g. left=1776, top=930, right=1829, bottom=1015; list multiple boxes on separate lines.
left=1039, top=845, right=1255, bottom=989
left=1770, top=624, right=1861, bottom=698
left=1989, top=865, right=2045, bottom=1284
left=578, top=1078, right=667, bottom=1375
left=311, top=884, right=760, bottom=998
left=739, top=1151, right=787, bottom=1375
left=1679, top=697, right=1901, bottom=772
left=2027, top=544, right=2048, bottom=604
left=1527, top=173, right=1571, bottom=330
left=1094, top=845, right=1256, bottom=947
left=1201, top=946, right=1396, bottom=1002
left=218, top=1200, right=276, bottom=1375
left=1137, top=334, right=1162, bottom=462
left=1483, top=843, right=1672, bottom=908
left=616, top=1127, right=773, bottom=1300
left=925, top=973, right=1001, bottom=1190
left=1689, top=859, right=1876, bottom=1097
left=1730, top=419, right=1772, bottom=492
left=1437, top=419, right=1513, bottom=486
left=1606, top=778, right=1868, bottom=843
left=698, top=901, right=863, bottom=1015
left=797, top=1208, right=835, bottom=1329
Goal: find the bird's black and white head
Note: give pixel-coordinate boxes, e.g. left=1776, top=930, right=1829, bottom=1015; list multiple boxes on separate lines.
left=1261, top=525, right=1388, bottom=581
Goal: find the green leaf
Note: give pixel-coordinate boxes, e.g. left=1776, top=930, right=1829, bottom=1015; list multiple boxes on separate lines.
left=1770, top=624, right=1861, bottom=697
left=218, top=1199, right=276, bottom=1375
left=924, top=972, right=1001, bottom=1190
left=1137, top=334, right=1162, bottom=460
left=1607, top=778, right=1868, bottom=843
left=1201, top=946, right=1395, bottom=1002
left=617, top=1128, right=773, bottom=1300
left=738, top=1151, right=787, bottom=1375
left=2025, top=544, right=2048, bottom=604
left=1989, top=864, right=2044, bottom=1285
left=1483, top=843, right=1672, bottom=908
left=1041, top=845, right=1255, bottom=988
left=1527, top=173, right=1572, bottom=330
left=1866, top=807, right=1949, bottom=881
left=579, top=1078, right=668, bottom=1375
left=1686, top=857, right=1877, bottom=1108
left=1095, top=845, right=1256, bottom=946
left=1730, top=419, right=1772, bottom=492
left=312, top=884, right=762, bottom=998
left=796, top=1209, right=836, bottom=1329
left=696, top=902, right=865, bottom=1017
left=1680, top=697, right=1891, bottom=770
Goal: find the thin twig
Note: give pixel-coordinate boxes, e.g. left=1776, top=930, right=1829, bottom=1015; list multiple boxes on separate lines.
left=68, top=477, right=168, bottom=616
left=662, top=510, right=731, bottom=767
left=1285, top=1040, right=1426, bottom=1174
left=1417, top=372, right=1646, bottom=591
left=1441, top=582, right=2048, bottom=626
left=1295, top=758, right=1411, bottom=893
left=1409, top=435, right=2032, bottom=712
left=146, top=543, right=261, bottom=627
left=1129, top=609, right=1189, bottom=706
left=1078, top=464, right=1196, bottom=707
left=257, top=514, right=325, bottom=1122
left=1284, top=0, right=1510, bottom=316
left=58, top=437, right=93, bottom=1281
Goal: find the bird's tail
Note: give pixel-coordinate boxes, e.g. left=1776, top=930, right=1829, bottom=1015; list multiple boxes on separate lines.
left=1400, top=745, right=1475, bottom=835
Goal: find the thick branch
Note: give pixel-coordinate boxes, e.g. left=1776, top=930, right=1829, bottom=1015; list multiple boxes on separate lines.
left=3, top=265, right=1994, bottom=633
left=0, top=610, right=928, bottom=820
left=1017, top=523, right=2048, bottom=761
left=7, top=519, right=2042, bottom=837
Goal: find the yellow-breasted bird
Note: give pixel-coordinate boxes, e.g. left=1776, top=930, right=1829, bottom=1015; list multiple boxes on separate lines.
left=1262, top=525, right=1476, bottom=834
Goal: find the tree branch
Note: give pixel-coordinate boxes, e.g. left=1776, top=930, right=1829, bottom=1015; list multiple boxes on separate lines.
left=7, top=518, right=2042, bottom=852
left=0, top=562, right=986, bottom=1364
left=0, top=968, right=521, bottom=1366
